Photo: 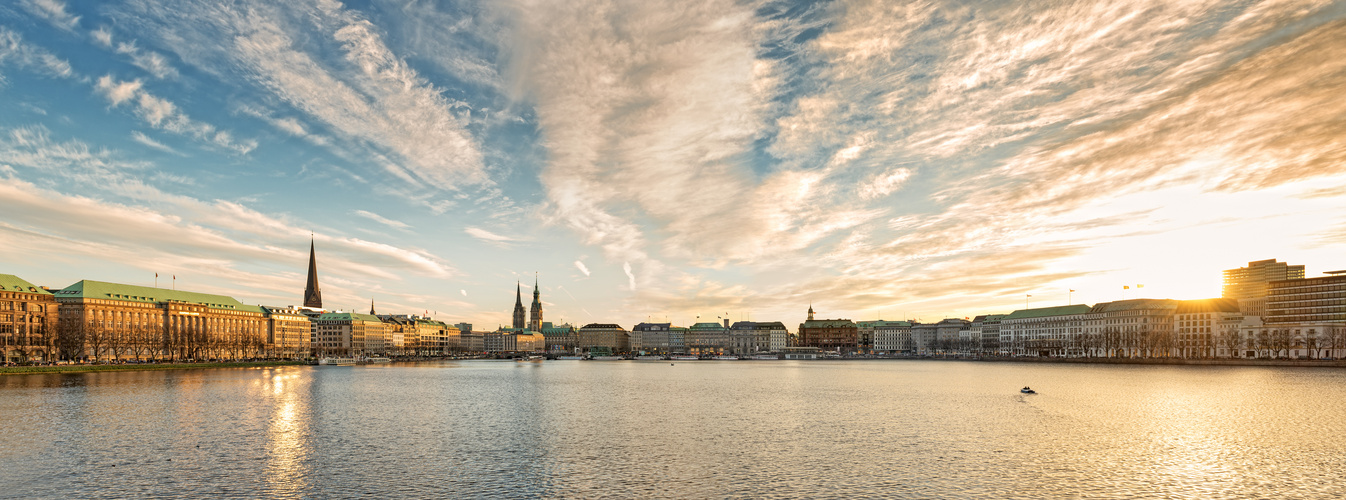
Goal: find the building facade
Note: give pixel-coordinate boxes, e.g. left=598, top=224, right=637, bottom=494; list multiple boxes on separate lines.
left=54, top=280, right=268, bottom=361
left=631, top=322, right=671, bottom=354
left=0, top=274, right=60, bottom=363
left=578, top=323, right=629, bottom=354
left=262, top=305, right=312, bottom=359
left=798, top=311, right=858, bottom=353
left=540, top=322, right=578, bottom=353
left=869, top=320, right=913, bottom=353
left=312, top=312, right=385, bottom=356
left=687, top=322, right=730, bottom=354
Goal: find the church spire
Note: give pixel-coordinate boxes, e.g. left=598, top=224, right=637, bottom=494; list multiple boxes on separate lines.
left=303, top=236, right=323, bottom=308
left=512, top=280, right=526, bottom=329
left=369, top=299, right=376, bottom=315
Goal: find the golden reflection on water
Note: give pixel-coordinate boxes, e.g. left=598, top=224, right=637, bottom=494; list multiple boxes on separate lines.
left=263, top=367, right=311, bottom=496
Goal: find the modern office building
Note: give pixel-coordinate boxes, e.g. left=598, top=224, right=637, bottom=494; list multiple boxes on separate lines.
left=1265, top=272, right=1346, bottom=325
left=1223, top=259, right=1305, bottom=300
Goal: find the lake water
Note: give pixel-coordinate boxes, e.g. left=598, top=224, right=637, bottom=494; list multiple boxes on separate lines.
left=2, top=360, right=1345, bottom=498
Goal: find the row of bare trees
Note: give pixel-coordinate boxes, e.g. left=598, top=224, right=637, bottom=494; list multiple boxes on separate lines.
left=961, top=326, right=1346, bottom=359
left=57, top=321, right=268, bottom=362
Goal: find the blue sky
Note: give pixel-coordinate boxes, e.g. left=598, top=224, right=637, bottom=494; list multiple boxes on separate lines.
left=2, top=0, right=1345, bottom=329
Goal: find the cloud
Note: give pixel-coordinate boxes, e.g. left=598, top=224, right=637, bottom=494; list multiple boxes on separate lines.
left=0, top=27, right=76, bottom=79
left=623, top=262, right=636, bottom=291
left=353, top=209, right=410, bottom=229
left=95, top=75, right=256, bottom=154
left=91, top=26, right=112, bottom=47
left=574, top=260, right=590, bottom=277
left=859, top=168, right=912, bottom=200
left=21, top=0, right=80, bottom=32
left=113, top=1, right=491, bottom=190
left=130, top=131, right=182, bottom=155
left=114, top=41, right=179, bottom=80
left=464, top=226, right=517, bottom=244
left=461, top=289, right=467, bottom=297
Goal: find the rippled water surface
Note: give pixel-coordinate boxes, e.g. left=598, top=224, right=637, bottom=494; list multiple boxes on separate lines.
left=3, top=360, right=1346, bottom=498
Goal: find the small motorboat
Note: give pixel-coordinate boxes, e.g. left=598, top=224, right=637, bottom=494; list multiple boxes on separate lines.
left=1020, top=386, right=1036, bottom=394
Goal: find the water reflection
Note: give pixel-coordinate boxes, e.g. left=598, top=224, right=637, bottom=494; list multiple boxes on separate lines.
left=263, top=368, right=312, bottom=497
left=3, top=362, right=1346, bottom=498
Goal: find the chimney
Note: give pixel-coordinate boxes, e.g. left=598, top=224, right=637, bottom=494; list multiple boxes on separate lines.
left=724, top=318, right=729, bottom=328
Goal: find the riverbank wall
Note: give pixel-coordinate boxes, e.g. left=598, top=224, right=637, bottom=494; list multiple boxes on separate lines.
left=0, top=361, right=307, bottom=376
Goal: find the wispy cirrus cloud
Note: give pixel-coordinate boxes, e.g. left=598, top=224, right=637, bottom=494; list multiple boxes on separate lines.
left=353, top=210, right=410, bottom=229
left=0, top=26, right=75, bottom=79
left=129, top=131, right=181, bottom=155
left=94, top=75, right=256, bottom=154
left=464, top=226, right=517, bottom=243
left=109, top=0, right=490, bottom=191
left=20, top=0, right=79, bottom=32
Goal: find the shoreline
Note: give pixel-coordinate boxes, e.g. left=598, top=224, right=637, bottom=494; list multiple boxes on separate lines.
left=0, top=360, right=308, bottom=376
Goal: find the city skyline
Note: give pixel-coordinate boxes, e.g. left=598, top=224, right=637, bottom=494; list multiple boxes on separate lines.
left=2, top=1, right=1345, bottom=329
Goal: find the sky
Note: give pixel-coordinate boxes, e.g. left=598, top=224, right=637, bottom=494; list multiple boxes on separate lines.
left=2, top=0, right=1345, bottom=329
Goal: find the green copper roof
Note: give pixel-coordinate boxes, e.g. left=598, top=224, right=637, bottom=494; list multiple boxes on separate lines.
left=1004, top=305, right=1092, bottom=320
left=55, top=280, right=264, bottom=313
left=800, top=319, right=857, bottom=328
left=1089, top=299, right=1179, bottom=314
left=316, top=312, right=383, bottom=322
left=689, top=322, right=728, bottom=330
left=0, top=274, right=51, bottom=295
left=856, top=320, right=911, bottom=327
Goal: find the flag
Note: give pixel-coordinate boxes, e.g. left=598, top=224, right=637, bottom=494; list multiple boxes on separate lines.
left=1069, top=289, right=1075, bottom=292
left=1123, top=285, right=1129, bottom=289
left=155, top=273, right=158, bottom=278
left=1026, top=294, right=1032, bottom=297
left=1137, top=284, right=1144, bottom=288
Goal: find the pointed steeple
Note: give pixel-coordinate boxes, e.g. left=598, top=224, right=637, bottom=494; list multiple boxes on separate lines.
left=512, top=280, right=527, bottom=329
left=303, top=237, right=323, bottom=308
left=369, top=299, right=376, bottom=315
left=529, top=272, right=543, bottom=331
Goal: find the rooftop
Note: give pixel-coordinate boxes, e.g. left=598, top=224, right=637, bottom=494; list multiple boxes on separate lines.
left=1004, top=305, right=1093, bottom=320
left=55, top=280, right=264, bottom=313
left=0, top=274, right=52, bottom=296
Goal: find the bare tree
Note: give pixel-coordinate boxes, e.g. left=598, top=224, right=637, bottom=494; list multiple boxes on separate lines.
left=85, top=322, right=113, bottom=362
left=1325, top=327, right=1343, bottom=360
left=1219, top=329, right=1241, bottom=359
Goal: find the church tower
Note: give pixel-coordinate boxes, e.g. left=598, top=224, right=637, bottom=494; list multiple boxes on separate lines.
left=303, top=237, right=323, bottom=308
left=529, top=275, right=543, bottom=331
left=512, top=282, right=526, bottom=329
left=807, top=303, right=815, bottom=321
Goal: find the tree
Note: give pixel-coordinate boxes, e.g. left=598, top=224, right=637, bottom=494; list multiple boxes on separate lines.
left=1219, top=329, right=1241, bottom=359
left=1325, top=327, right=1343, bottom=360
left=1255, top=330, right=1271, bottom=359
left=87, top=322, right=113, bottom=362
